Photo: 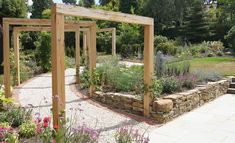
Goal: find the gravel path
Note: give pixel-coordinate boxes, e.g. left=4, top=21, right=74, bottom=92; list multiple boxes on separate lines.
left=14, top=68, right=158, bottom=143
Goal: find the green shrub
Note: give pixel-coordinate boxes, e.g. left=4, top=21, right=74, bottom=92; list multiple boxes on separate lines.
left=178, top=74, right=198, bottom=89
left=35, top=32, right=51, bottom=72
left=160, top=77, right=181, bottom=94
left=19, top=121, right=37, bottom=138
left=193, top=70, right=222, bottom=83
left=104, top=65, right=144, bottom=92
left=152, top=79, right=163, bottom=98
left=2, top=108, right=32, bottom=127
left=0, top=122, right=10, bottom=128
left=209, top=41, right=224, bottom=52
left=154, top=35, right=177, bottom=55
left=164, top=60, right=190, bottom=76
left=189, top=42, right=210, bottom=57
left=225, top=26, right=235, bottom=50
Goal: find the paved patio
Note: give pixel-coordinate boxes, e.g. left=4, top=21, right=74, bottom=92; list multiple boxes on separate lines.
left=149, top=94, right=235, bottom=143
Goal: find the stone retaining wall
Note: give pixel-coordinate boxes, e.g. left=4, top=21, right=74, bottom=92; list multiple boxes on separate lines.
left=93, top=79, right=230, bottom=123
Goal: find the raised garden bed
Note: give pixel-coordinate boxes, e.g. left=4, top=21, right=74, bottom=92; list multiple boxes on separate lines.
left=93, top=78, right=231, bottom=123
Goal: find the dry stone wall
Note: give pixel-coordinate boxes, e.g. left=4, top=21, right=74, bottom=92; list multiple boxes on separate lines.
left=93, top=79, right=230, bottom=123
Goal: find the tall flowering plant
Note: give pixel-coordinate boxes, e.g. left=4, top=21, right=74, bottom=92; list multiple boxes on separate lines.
left=115, top=126, right=149, bottom=143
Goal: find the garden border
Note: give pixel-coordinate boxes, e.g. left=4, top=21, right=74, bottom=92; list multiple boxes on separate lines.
left=93, top=79, right=231, bottom=123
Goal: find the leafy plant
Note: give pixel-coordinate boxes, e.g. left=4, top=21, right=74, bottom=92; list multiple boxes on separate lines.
left=178, top=74, right=198, bottom=89
left=225, top=26, right=235, bottom=50
left=193, top=70, right=222, bottom=83
left=3, top=108, right=32, bottom=127
left=5, top=132, right=19, bottom=143
left=154, top=35, right=177, bottom=56
left=164, top=60, right=190, bottom=76
left=152, top=79, right=163, bottom=98
left=19, top=121, right=37, bottom=138
left=35, top=32, right=51, bottom=72
left=160, top=77, right=181, bottom=94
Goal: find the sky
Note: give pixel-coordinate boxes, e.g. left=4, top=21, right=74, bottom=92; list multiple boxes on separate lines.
left=28, top=0, right=99, bottom=5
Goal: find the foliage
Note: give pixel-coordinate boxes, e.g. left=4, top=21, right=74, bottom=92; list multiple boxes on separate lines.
left=117, top=23, right=142, bottom=58
left=119, top=0, right=143, bottom=14
left=0, top=86, right=13, bottom=110
left=178, top=74, right=198, bottom=89
left=164, top=60, right=190, bottom=76
left=0, top=0, right=27, bottom=19
left=31, top=0, right=53, bottom=18
left=115, top=126, right=149, bottom=143
left=35, top=32, right=51, bottom=72
left=160, top=77, right=181, bottom=94
left=225, top=26, right=235, bottom=50
left=0, top=107, right=32, bottom=127
left=0, top=122, right=10, bottom=128
left=181, top=0, right=211, bottom=43
left=19, top=121, right=36, bottom=138
left=81, top=57, right=144, bottom=93
left=154, top=35, right=177, bottom=55
left=79, top=0, right=95, bottom=7
left=152, top=79, right=163, bottom=98
left=62, top=0, right=77, bottom=5
left=5, top=132, right=19, bottom=143
left=193, top=70, right=222, bottom=83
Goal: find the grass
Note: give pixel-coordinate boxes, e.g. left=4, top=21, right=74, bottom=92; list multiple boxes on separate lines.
left=190, top=57, right=235, bottom=76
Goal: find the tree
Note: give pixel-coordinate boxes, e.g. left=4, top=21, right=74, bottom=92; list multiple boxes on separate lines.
left=31, top=0, right=53, bottom=18
left=62, top=0, right=77, bottom=5
left=225, top=26, right=235, bottom=50
left=0, top=0, right=27, bottom=22
left=119, top=0, right=144, bottom=14
left=99, top=0, right=111, bottom=5
left=0, top=0, right=27, bottom=74
left=79, top=0, right=95, bottom=7
left=181, top=0, right=210, bottom=43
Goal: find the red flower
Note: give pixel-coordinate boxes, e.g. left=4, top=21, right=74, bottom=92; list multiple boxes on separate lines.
left=43, top=122, right=49, bottom=128
left=43, top=117, right=51, bottom=123
left=53, top=125, right=60, bottom=129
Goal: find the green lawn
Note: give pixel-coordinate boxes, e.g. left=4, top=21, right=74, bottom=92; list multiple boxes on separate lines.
left=190, top=57, right=235, bottom=76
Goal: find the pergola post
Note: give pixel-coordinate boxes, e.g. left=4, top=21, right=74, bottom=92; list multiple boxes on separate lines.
left=112, top=28, right=116, bottom=56
left=88, top=25, right=96, bottom=97
left=13, top=30, right=20, bottom=86
left=143, top=25, right=154, bottom=116
left=3, top=21, right=11, bottom=98
left=75, top=30, right=80, bottom=83
left=83, top=31, right=88, bottom=64
left=51, top=7, right=65, bottom=126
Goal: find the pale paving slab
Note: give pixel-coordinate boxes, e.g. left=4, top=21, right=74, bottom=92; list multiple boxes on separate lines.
left=15, top=68, right=157, bottom=143
left=149, top=94, right=235, bottom=143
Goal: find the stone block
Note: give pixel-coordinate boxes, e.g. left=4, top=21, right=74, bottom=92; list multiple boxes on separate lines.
left=153, top=99, right=173, bottom=113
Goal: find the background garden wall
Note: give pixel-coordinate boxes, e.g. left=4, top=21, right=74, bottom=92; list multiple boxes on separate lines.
left=94, top=79, right=230, bottom=123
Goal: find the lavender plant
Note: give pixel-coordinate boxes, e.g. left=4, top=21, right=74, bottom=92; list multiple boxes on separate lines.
left=115, top=126, right=149, bottom=143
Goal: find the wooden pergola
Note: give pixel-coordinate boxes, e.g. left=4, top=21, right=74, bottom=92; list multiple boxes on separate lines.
left=3, top=18, right=96, bottom=96
left=12, top=26, right=116, bottom=86
left=51, top=4, right=154, bottom=125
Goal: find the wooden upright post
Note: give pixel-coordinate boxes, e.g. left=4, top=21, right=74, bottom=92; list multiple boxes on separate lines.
left=75, top=30, right=80, bottom=83
left=83, top=32, right=87, bottom=64
left=143, top=25, right=154, bottom=117
left=3, top=21, right=11, bottom=98
left=51, top=5, right=65, bottom=126
left=13, top=30, right=20, bottom=86
left=112, top=28, right=116, bottom=56
left=88, top=25, right=96, bottom=97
